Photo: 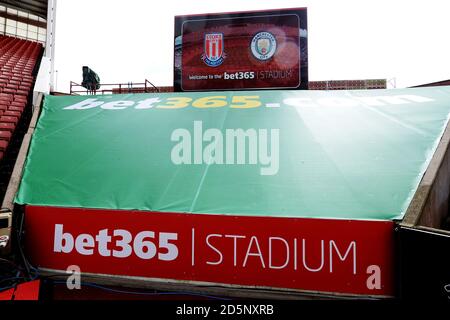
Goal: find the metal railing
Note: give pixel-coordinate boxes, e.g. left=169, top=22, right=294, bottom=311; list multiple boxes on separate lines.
left=69, top=79, right=160, bottom=95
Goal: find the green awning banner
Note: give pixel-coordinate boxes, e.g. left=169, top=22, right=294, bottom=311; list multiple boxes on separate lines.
left=15, top=87, right=450, bottom=221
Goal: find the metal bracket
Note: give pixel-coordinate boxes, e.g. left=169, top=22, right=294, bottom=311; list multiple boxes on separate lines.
left=0, top=210, right=12, bottom=255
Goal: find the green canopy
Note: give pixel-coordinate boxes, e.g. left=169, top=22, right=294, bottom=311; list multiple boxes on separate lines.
left=15, top=87, right=450, bottom=221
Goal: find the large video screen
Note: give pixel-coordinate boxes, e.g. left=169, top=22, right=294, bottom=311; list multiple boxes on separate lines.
left=174, top=8, right=308, bottom=91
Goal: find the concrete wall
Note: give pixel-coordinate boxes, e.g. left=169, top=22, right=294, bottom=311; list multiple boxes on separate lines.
left=402, top=119, right=450, bottom=229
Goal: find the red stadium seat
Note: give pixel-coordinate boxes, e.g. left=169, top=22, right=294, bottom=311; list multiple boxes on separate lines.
left=0, top=139, right=8, bottom=151
left=3, top=88, right=16, bottom=94
left=1, top=93, right=13, bottom=98
left=4, top=110, right=21, bottom=118
left=0, top=130, right=11, bottom=141
left=8, top=106, right=24, bottom=112
left=0, top=123, right=15, bottom=133
left=14, top=96, right=27, bottom=102
left=0, top=116, right=19, bottom=125
left=6, top=84, right=18, bottom=90
left=11, top=101, right=25, bottom=107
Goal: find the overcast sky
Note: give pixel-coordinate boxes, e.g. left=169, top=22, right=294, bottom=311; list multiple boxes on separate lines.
left=53, top=0, right=450, bottom=92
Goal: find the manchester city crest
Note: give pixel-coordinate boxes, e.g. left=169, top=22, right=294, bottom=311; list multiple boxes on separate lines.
left=251, top=32, right=277, bottom=61
left=202, top=33, right=226, bottom=67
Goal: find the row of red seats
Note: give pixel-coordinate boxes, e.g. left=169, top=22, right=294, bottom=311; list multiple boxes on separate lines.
left=0, top=35, right=42, bottom=162
left=0, top=35, right=40, bottom=55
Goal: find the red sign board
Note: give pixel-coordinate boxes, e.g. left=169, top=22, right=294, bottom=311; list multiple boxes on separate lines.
left=24, top=206, right=395, bottom=297
left=174, top=8, right=308, bottom=91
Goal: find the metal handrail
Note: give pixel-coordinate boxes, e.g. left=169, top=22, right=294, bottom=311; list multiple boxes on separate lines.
left=70, top=79, right=160, bottom=95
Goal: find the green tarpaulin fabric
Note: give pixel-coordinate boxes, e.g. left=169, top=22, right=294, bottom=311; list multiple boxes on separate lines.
left=15, top=87, right=450, bottom=221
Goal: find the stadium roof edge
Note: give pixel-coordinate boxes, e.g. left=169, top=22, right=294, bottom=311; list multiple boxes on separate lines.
left=0, top=0, right=47, bottom=19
